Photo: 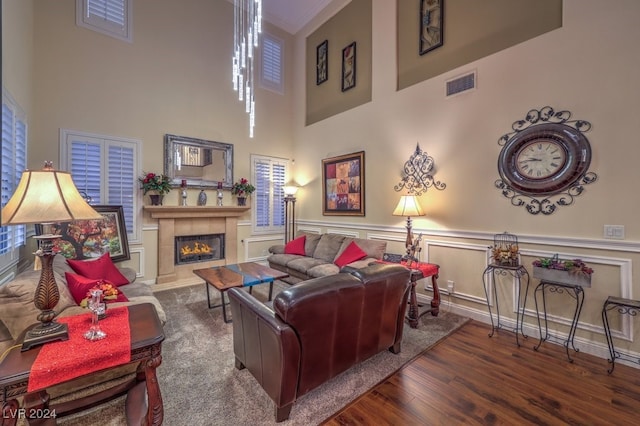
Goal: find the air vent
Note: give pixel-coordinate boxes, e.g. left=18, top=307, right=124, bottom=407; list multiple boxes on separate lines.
left=446, top=71, right=476, bottom=97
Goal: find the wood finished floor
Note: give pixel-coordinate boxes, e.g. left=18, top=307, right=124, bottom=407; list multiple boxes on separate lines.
left=323, top=320, right=640, bottom=426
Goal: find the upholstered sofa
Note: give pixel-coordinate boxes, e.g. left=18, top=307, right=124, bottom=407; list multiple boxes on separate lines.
left=228, top=263, right=411, bottom=422
left=267, top=231, right=387, bottom=284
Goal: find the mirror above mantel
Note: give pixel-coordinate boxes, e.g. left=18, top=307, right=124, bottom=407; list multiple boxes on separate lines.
left=164, top=134, right=234, bottom=189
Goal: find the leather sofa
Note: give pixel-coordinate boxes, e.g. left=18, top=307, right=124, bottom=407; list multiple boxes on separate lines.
left=228, top=263, right=411, bottom=422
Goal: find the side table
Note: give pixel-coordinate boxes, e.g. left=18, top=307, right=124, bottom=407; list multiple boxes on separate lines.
left=482, top=263, right=530, bottom=346
left=602, top=296, right=640, bottom=373
left=406, top=263, right=441, bottom=328
left=0, top=303, right=164, bottom=426
left=533, top=281, right=584, bottom=362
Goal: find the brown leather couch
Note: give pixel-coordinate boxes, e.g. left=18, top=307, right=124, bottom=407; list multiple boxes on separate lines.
left=228, top=263, right=411, bottom=422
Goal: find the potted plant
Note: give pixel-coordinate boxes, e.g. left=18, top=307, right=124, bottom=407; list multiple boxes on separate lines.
left=231, top=178, right=255, bottom=206
left=532, top=256, right=594, bottom=287
left=139, top=172, right=172, bottom=205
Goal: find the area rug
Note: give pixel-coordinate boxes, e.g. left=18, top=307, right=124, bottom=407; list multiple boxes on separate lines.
left=58, top=282, right=468, bottom=426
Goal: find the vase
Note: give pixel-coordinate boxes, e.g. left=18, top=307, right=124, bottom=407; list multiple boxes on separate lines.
left=197, top=189, right=207, bottom=206
left=532, top=266, right=592, bottom=288
left=237, top=196, right=246, bottom=206
left=149, top=194, right=164, bottom=206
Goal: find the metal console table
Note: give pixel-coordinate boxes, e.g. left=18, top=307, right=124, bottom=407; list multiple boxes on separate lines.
left=482, top=263, right=530, bottom=347
left=533, top=280, right=585, bottom=362
left=602, top=296, right=640, bottom=374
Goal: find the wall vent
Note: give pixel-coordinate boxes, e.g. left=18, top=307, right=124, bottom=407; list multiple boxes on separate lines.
left=446, top=71, right=476, bottom=97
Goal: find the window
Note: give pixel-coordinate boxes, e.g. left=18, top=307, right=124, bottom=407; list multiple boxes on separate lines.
left=251, top=155, right=288, bottom=234
left=1, top=89, right=27, bottom=263
left=260, top=33, right=284, bottom=94
left=76, top=0, right=133, bottom=43
left=60, top=129, right=140, bottom=242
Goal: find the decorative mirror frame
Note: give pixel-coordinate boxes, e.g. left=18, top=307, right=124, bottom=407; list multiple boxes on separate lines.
left=164, top=134, right=234, bottom=189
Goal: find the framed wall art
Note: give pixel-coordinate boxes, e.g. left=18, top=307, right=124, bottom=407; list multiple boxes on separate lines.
left=419, top=0, right=444, bottom=55
left=36, top=205, right=131, bottom=262
left=322, top=151, right=365, bottom=216
left=341, top=42, right=356, bottom=92
left=316, top=39, right=328, bottom=85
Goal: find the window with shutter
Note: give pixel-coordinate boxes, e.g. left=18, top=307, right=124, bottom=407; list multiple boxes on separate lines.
left=1, top=89, right=27, bottom=263
left=251, top=155, right=289, bottom=234
left=60, top=129, right=141, bottom=242
left=76, top=0, right=133, bottom=43
left=260, top=33, right=284, bottom=94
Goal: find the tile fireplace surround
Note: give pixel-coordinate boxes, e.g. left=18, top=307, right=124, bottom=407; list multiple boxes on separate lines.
left=144, top=205, right=250, bottom=284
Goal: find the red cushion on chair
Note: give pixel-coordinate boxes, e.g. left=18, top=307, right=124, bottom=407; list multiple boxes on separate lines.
left=334, top=241, right=367, bottom=267
left=67, top=253, right=130, bottom=286
left=284, top=235, right=306, bottom=255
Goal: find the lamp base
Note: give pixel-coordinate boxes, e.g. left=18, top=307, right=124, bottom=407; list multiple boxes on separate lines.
left=21, top=321, right=69, bottom=352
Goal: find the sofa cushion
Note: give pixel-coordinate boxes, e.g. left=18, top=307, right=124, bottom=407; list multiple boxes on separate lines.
left=307, top=263, right=340, bottom=278
left=336, top=238, right=387, bottom=261
left=268, top=253, right=304, bottom=268
left=0, top=269, right=77, bottom=340
left=312, top=234, right=346, bottom=262
left=299, top=232, right=322, bottom=257
left=284, top=235, right=306, bottom=255
left=334, top=241, right=367, bottom=267
left=286, top=257, right=329, bottom=275
left=67, top=253, right=129, bottom=286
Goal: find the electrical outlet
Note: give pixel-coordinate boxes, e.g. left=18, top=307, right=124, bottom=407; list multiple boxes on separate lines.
left=447, top=280, right=454, bottom=293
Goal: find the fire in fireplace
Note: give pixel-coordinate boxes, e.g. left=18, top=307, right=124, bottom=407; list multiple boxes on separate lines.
left=175, top=234, right=224, bottom=265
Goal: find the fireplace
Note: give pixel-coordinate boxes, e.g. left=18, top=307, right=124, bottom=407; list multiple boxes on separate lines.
left=175, top=234, right=224, bottom=265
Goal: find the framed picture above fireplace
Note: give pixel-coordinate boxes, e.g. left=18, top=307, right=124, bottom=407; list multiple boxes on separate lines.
left=35, top=205, right=130, bottom=262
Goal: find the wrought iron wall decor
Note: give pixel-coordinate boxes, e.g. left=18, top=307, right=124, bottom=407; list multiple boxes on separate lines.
left=394, top=143, right=446, bottom=196
left=495, top=106, right=597, bottom=215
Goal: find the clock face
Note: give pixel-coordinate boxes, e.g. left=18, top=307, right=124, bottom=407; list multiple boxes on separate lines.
left=497, top=123, right=592, bottom=196
left=515, top=140, right=567, bottom=180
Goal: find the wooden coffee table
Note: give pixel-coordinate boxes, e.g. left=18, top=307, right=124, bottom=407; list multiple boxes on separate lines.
left=0, top=303, right=164, bottom=426
left=193, top=262, right=289, bottom=323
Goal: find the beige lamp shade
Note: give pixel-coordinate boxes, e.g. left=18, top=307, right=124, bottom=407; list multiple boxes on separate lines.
left=1, top=162, right=102, bottom=226
left=283, top=185, right=299, bottom=196
left=392, top=195, right=425, bottom=217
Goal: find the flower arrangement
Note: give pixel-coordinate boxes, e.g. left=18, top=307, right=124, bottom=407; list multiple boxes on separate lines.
left=139, top=172, right=172, bottom=195
left=231, top=178, right=256, bottom=197
left=79, top=281, right=119, bottom=308
left=532, top=257, right=594, bottom=276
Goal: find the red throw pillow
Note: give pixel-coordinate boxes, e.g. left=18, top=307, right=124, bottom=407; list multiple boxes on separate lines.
left=284, top=235, right=306, bottom=255
left=65, top=272, right=128, bottom=305
left=67, top=253, right=130, bottom=286
left=334, top=241, right=367, bottom=268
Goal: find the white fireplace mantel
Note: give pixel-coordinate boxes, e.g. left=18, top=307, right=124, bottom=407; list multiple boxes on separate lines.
left=143, top=205, right=250, bottom=284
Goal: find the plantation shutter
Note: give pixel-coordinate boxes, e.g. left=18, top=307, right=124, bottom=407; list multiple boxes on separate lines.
left=261, top=34, right=284, bottom=94
left=1, top=97, right=27, bottom=256
left=70, top=140, right=103, bottom=204
left=87, top=0, right=126, bottom=27
left=77, top=0, right=132, bottom=43
left=251, top=155, right=289, bottom=234
left=108, top=144, right=135, bottom=234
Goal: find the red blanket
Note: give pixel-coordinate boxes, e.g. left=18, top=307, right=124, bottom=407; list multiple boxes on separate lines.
left=28, top=306, right=131, bottom=392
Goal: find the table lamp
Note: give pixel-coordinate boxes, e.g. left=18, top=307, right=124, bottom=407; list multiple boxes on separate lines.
left=392, top=195, right=425, bottom=249
left=1, top=161, right=102, bottom=350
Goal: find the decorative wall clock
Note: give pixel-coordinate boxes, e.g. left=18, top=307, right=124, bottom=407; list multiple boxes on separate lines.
left=495, top=106, right=597, bottom=215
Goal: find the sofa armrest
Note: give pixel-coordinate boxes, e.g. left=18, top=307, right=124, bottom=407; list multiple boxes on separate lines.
left=268, top=244, right=285, bottom=254
left=228, top=288, right=301, bottom=410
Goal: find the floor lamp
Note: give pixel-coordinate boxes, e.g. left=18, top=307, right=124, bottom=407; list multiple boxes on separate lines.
left=283, top=186, right=298, bottom=243
left=1, top=162, right=102, bottom=350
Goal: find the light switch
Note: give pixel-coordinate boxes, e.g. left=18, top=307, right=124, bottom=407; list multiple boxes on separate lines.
left=604, top=225, right=625, bottom=240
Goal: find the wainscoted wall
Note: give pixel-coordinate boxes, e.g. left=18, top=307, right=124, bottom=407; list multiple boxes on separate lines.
left=237, top=219, right=640, bottom=367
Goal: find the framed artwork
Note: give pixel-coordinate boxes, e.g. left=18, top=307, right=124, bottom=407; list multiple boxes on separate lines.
left=341, top=42, right=356, bottom=92
left=419, top=0, right=444, bottom=55
left=322, top=151, right=365, bottom=216
left=316, top=39, right=328, bottom=85
left=36, top=205, right=131, bottom=262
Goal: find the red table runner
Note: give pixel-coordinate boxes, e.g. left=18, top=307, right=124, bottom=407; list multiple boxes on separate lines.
left=28, top=306, right=131, bottom=392
left=377, top=260, right=439, bottom=277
